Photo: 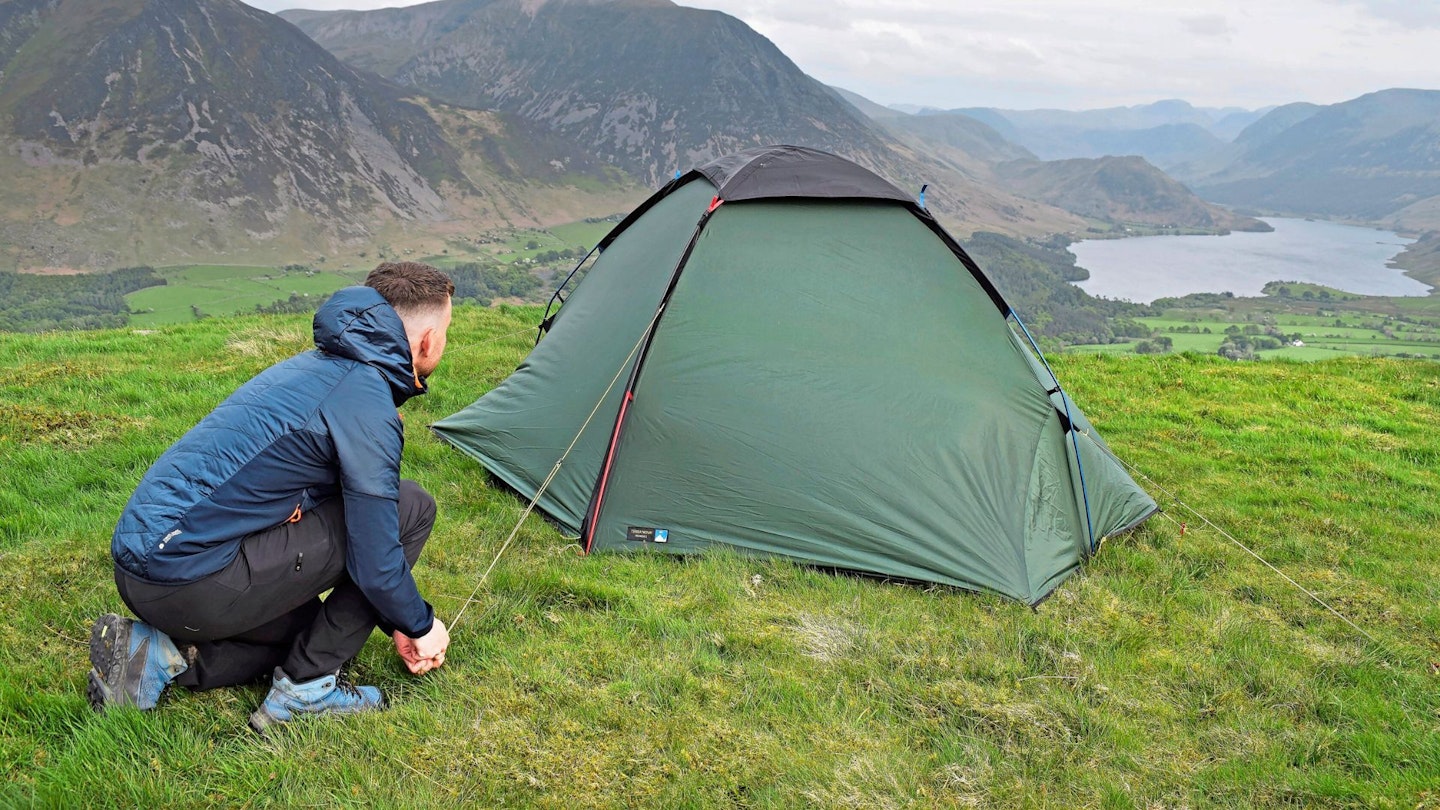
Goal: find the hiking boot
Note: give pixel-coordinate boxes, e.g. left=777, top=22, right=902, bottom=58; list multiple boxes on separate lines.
left=86, top=613, right=188, bottom=711
left=248, top=668, right=384, bottom=734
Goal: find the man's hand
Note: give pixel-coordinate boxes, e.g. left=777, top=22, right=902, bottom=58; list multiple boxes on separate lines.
left=393, top=618, right=450, bottom=675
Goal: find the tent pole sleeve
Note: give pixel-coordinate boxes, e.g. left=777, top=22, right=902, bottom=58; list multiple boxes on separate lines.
left=1011, top=310, right=1097, bottom=553
left=579, top=200, right=724, bottom=551
left=538, top=243, right=603, bottom=344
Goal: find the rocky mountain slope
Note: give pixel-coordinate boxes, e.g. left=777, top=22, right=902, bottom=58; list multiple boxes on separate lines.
left=0, top=0, right=633, bottom=270
left=280, top=0, right=1084, bottom=237
left=283, top=0, right=903, bottom=186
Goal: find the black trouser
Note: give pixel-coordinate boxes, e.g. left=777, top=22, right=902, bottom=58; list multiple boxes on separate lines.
left=115, top=480, right=436, bottom=690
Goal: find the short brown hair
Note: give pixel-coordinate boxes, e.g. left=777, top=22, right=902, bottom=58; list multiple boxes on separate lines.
left=364, top=261, right=455, bottom=316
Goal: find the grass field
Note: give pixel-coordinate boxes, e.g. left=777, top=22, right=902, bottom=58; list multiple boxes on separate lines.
left=122, top=221, right=618, bottom=327
left=1070, top=308, right=1440, bottom=361
left=126, top=265, right=367, bottom=328
left=548, top=219, right=618, bottom=251
left=2, top=307, right=1438, bottom=807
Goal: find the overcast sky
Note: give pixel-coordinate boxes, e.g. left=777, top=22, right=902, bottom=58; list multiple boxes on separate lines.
left=243, top=0, right=1440, bottom=111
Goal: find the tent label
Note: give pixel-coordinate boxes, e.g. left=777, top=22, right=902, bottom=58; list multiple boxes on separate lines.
left=627, top=527, right=668, bottom=543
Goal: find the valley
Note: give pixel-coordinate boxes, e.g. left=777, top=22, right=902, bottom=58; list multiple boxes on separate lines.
left=0, top=0, right=1438, bottom=359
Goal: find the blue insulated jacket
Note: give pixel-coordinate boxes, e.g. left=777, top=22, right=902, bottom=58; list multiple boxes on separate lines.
left=112, top=286, right=434, bottom=637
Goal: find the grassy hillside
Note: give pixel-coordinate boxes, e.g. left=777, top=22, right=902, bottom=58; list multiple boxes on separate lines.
left=2, top=308, right=1438, bottom=807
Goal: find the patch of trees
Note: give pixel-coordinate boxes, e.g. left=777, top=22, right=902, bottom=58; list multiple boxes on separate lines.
left=1217, top=324, right=1297, bottom=360
left=1149, top=291, right=1235, bottom=309
left=1134, top=336, right=1173, bottom=354
left=964, top=232, right=1146, bottom=346
left=0, top=266, right=165, bottom=332
left=255, top=294, right=320, bottom=315
left=523, top=247, right=584, bottom=264
left=448, top=262, right=543, bottom=306
left=1262, top=280, right=1343, bottom=301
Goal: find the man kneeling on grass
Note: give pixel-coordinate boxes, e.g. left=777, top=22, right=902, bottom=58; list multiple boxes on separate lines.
left=89, top=261, right=454, bottom=732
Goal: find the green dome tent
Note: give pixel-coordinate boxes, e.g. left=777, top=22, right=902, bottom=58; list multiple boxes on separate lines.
left=433, top=145, right=1155, bottom=604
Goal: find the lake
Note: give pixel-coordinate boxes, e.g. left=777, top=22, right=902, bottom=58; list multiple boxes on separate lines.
left=1068, top=218, right=1427, bottom=303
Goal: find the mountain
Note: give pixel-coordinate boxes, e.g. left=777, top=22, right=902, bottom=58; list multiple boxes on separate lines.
left=993, top=156, right=1270, bottom=232
left=0, top=0, right=634, bottom=270
left=1165, top=102, right=1324, bottom=184
left=941, top=100, right=1254, bottom=169
left=283, top=0, right=907, bottom=186
left=829, top=86, right=908, bottom=121
left=825, top=86, right=1029, bottom=178
left=281, top=0, right=1085, bottom=236
left=0, top=0, right=447, bottom=266
left=875, top=110, right=1036, bottom=177
left=1190, top=89, right=1440, bottom=226
left=951, top=99, right=1259, bottom=138
left=1231, top=103, right=1321, bottom=147
left=1211, top=107, right=1276, bottom=141
left=1059, top=124, right=1227, bottom=172
left=834, top=89, right=1260, bottom=234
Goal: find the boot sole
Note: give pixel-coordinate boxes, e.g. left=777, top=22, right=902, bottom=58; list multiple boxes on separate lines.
left=248, top=707, right=278, bottom=736
left=87, top=614, right=133, bottom=711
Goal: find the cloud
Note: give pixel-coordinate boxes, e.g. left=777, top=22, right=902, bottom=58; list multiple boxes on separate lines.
left=686, top=0, right=1440, bottom=109
left=1332, top=0, right=1440, bottom=29
left=1182, top=14, right=1234, bottom=38
left=242, top=0, right=1440, bottom=110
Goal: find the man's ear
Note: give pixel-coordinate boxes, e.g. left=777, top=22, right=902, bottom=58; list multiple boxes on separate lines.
left=415, top=326, right=434, bottom=359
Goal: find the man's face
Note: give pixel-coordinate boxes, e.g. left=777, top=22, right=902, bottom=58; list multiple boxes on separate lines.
left=414, top=298, right=452, bottom=378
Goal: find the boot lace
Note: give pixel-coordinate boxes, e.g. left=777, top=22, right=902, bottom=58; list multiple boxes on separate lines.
left=334, top=678, right=366, bottom=700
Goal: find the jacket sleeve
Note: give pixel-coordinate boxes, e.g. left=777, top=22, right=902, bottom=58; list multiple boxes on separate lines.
left=321, top=369, right=435, bottom=638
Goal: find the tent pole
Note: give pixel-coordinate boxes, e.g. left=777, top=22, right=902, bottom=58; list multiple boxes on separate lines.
left=449, top=305, right=668, bottom=629
left=1011, top=311, right=1097, bottom=552
left=537, top=243, right=602, bottom=344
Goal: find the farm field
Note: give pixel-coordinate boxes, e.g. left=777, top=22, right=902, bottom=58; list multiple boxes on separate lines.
left=125, top=265, right=366, bottom=328
left=1068, top=308, right=1440, bottom=360
left=547, top=219, right=618, bottom=251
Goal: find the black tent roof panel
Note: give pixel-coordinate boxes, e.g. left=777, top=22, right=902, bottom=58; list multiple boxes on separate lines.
left=695, top=145, right=915, bottom=204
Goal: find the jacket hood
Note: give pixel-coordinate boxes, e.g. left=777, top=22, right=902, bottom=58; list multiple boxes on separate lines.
left=314, top=286, right=427, bottom=404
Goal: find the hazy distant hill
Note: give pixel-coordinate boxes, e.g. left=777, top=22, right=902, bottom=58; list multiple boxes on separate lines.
left=835, top=89, right=1262, bottom=234
left=973, top=99, right=1256, bottom=132
left=829, top=87, right=909, bottom=122
left=874, top=110, right=1036, bottom=178
left=1191, top=89, right=1440, bottom=227
left=994, top=157, right=1270, bottom=232
left=942, top=100, right=1263, bottom=170
left=1231, top=103, right=1323, bottom=147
